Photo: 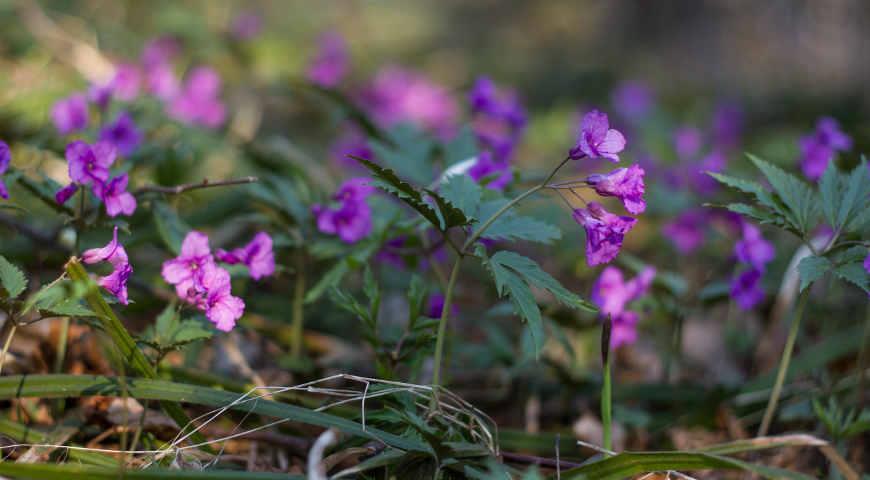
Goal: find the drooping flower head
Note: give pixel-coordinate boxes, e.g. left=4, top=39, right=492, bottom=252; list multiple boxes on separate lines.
left=65, top=141, right=116, bottom=187
left=312, top=178, right=375, bottom=244
left=573, top=202, right=637, bottom=266
left=198, top=262, right=245, bottom=331
left=611, top=81, right=654, bottom=121
left=306, top=31, right=349, bottom=88
left=111, top=63, right=141, bottom=101
left=800, top=117, right=852, bottom=181
left=569, top=110, right=626, bottom=162
left=93, top=174, right=137, bottom=217
left=585, top=164, right=646, bottom=214
left=358, top=66, right=458, bottom=138
left=51, top=94, right=89, bottom=135
left=168, top=66, right=226, bottom=128
left=81, top=226, right=132, bottom=305
left=99, top=112, right=143, bottom=156
left=730, top=267, right=765, bottom=310
left=734, top=222, right=775, bottom=270
left=161, top=231, right=215, bottom=301
left=216, top=232, right=275, bottom=280
left=0, top=141, right=10, bottom=200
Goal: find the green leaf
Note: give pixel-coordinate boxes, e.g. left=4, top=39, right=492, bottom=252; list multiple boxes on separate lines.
left=0, top=255, right=26, bottom=299
left=369, top=123, right=434, bottom=184
left=748, top=154, right=818, bottom=236
left=305, top=258, right=350, bottom=304
left=839, top=159, right=870, bottom=233
left=474, top=200, right=561, bottom=245
left=490, top=251, right=596, bottom=312
left=441, top=126, right=478, bottom=166
left=144, top=304, right=213, bottom=350
left=818, top=162, right=840, bottom=229
left=152, top=201, right=191, bottom=255
left=833, top=262, right=869, bottom=293
left=797, top=255, right=832, bottom=292
left=43, top=298, right=96, bottom=317
left=438, top=173, right=482, bottom=221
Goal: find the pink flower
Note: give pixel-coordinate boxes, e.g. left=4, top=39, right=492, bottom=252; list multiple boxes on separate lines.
left=199, top=262, right=245, bottom=331
left=572, top=202, right=637, bottom=266
left=306, top=31, right=349, bottom=88
left=586, top=164, right=646, bottom=214
left=569, top=110, right=626, bottom=162
left=161, top=231, right=215, bottom=300
left=591, top=266, right=655, bottom=350
left=51, top=94, right=89, bottom=135
left=111, top=64, right=141, bottom=101
left=168, top=67, right=226, bottom=128
left=216, top=232, right=275, bottom=280
left=82, top=226, right=132, bottom=304
left=93, top=174, right=137, bottom=217
left=65, top=141, right=116, bottom=187
left=0, top=141, right=9, bottom=200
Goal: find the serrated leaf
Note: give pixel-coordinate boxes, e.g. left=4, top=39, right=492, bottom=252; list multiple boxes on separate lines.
left=441, top=125, right=478, bottom=166
left=424, top=188, right=472, bottom=229
left=305, top=259, right=350, bottom=304
left=838, top=159, right=870, bottom=232
left=748, top=154, right=818, bottom=235
left=43, top=299, right=96, bottom=317
left=818, top=162, right=840, bottom=229
left=833, top=262, right=869, bottom=293
left=490, top=251, right=596, bottom=312
left=481, top=214, right=561, bottom=244
left=369, top=123, right=434, bottom=184
left=797, top=255, right=832, bottom=292
left=438, top=173, right=482, bottom=220
left=0, top=255, right=26, bottom=299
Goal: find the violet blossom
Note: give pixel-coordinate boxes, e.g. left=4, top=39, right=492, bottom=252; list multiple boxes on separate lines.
left=572, top=202, right=637, bottom=266
left=730, top=267, right=765, bottom=310
left=168, top=66, right=226, bottom=128
left=330, top=127, right=373, bottom=168
left=55, top=184, right=78, bottom=205
left=591, top=266, right=656, bottom=349
left=734, top=222, right=775, bottom=270
left=467, top=77, right=526, bottom=190
left=673, top=126, right=702, bottom=160
left=146, top=63, right=180, bottom=101
left=51, top=94, right=89, bottom=135
left=468, top=151, right=513, bottom=190
left=568, top=110, right=626, bottom=162
left=93, top=174, right=137, bottom=217
left=693, top=149, right=727, bottom=194
left=312, top=178, right=375, bottom=244
left=198, top=262, right=245, bottom=332
left=161, top=231, right=215, bottom=301
left=864, top=251, right=870, bottom=275
left=142, top=36, right=180, bottom=68
left=88, top=83, right=113, bottom=111
left=662, top=210, right=706, bottom=254
left=65, top=141, right=116, bottom=187
left=81, top=226, right=132, bottom=305
left=0, top=141, right=9, bottom=200
left=799, top=117, right=852, bottom=181
left=111, top=63, right=141, bottom=101
left=611, top=81, right=654, bottom=121
left=216, top=232, right=276, bottom=280
left=306, top=32, right=349, bottom=88
left=585, top=164, right=646, bottom=214
left=99, top=112, right=143, bottom=156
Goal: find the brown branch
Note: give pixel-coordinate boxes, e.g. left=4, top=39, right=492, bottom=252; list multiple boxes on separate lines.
left=134, top=177, right=259, bottom=196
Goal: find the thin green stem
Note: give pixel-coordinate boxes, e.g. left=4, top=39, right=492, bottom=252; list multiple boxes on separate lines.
left=430, top=258, right=462, bottom=397
left=758, top=288, right=810, bottom=436
left=602, top=351, right=612, bottom=453
left=0, top=322, right=18, bottom=377
left=290, top=253, right=306, bottom=359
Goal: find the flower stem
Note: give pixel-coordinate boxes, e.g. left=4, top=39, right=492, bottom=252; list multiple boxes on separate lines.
left=602, top=347, right=613, bottom=453
left=758, top=288, right=810, bottom=436
left=430, top=258, right=462, bottom=399
left=290, top=254, right=306, bottom=359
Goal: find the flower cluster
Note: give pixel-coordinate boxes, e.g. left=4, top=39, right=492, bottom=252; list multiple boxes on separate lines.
left=0, top=141, right=9, bottom=200
left=306, top=31, right=349, bottom=88
left=799, top=117, right=852, bottom=181
left=312, top=178, right=375, bottom=244
left=162, top=231, right=273, bottom=331
left=466, top=77, right=527, bottom=190
left=55, top=141, right=136, bottom=218
left=591, top=266, right=656, bottom=349
left=729, top=222, right=775, bottom=310
left=561, top=111, right=645, bottom=265
left=81, top=227, right=132, bottom=304
left=357, top=66, right=458, bottom=138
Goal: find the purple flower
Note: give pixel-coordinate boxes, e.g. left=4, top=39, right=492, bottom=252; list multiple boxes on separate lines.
left=99, top=112, right=143, bottom=156
left=306, top=32, right=349, bottom=88
left=88, top=83, right=113, bottom=111
left=55, top=184, right=78, bottom=205
left=142, top=36, right=180, bottom=68
left=468, top=76, right=526, bottom=167
left=425, top=293, right=458, bottom=319
left=161, top=231, right=215, bottom=301
left=591, top=266, right=655, bottom=350
left=586, top=164, right=646, bottom=214
left=145, top=63, right=180, bottom=101
left=168, top=66, right=226, bottom=128
left=51, top=94, right=89, bottom=135
left=673, top=126, right=702, bottom=160
left=65, top=141, right=116, bottom=187
left=230, top=11, right=263, bottom=40
left=611, top=81, right=653, bottom=121
left=693, top=149, right=727, bottom=194
left=469, top=77, right=497, bottom=114
left=864, top=251, right=870, bottom=275
left=111, top=64, right=141, bottom=101
left=662, top=211, right=706, bottom=254
left=330, top=127, right=373, bottom=168
left=0, top=141, right=9, bottom=200
left=734, top=222, right=775, bottom=270
left=216, top=232, right=275, bottom=280
left=610, top=311, right=639, bottom=349
left=82, top=226, right=132, bottom=305
left=93, top=174, right=136, bottom=217
left=730, top=267, right=765, bottom=310
left=358, top=66, right=458, bottom=138
left=569, top=110, right=626, bottom=162
left=312, top=178, right=374, bottom=244
left=198, top=262, right=245, bottom=331
left=712, top=102, right=743, bottom=149
left=800, top=117, right=852, bottom=181
left=468, top=151, right=513, bottom=190
left=573, top=202, right=637, bottom=266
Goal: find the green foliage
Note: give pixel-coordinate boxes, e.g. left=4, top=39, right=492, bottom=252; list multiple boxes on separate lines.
left=152, top=200, right=191, bottom=255
left=797, top=256, right=831, bottom=292
left=370, top=123, right=436, bottom=184
left=473, top=199, right=561, bottom=245
left=141, top=304, right=213, bottom=353
left=438, top=173, right=483, bottom=221
left=0, top=255, right=27, bottom=299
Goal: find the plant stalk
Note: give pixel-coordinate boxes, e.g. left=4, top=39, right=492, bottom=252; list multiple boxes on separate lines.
left=290, top=254, right=306, bottom=359
left=601, top=318, right=613, bottom=454
left=758, top=288, right=810, bottom=436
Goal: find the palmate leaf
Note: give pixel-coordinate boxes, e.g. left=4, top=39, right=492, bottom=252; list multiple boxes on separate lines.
left=748, top=154, right=818, bottom=236
left=353, top=156, right=471, bottom=231
left=819, top=159, right=870, bottom=232
left=833, top=262, right=869, bottom=294
left=796, top=255, right=832, bottom=292
left=437, top=173, right=482, bottom=221
left=369, top=123, right=435, bottom=185
left=441, top=125, right=478, bottom=166
left=0, top=255, right=26, bottom=299
left=474, top=199, right=561, bottom=245
left=490, top=251, right=596, bottom=312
